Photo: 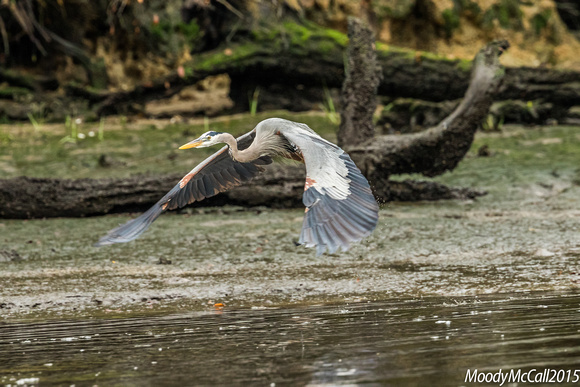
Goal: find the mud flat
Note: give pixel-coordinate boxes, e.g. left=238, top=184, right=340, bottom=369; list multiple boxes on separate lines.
left=1, top=124, right=579, bottom=319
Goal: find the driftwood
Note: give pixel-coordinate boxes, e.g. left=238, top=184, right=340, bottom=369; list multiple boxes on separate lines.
left=337, top=19, right=499, bottom=203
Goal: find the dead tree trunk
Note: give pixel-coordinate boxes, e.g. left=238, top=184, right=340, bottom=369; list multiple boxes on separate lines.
left=347, top=40, right=509, bottom=201
left=337, top=17, right=382, bottom=147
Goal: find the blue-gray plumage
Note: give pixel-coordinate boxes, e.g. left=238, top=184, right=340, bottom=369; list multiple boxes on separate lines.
left=96, top=118, right=379, bottom=255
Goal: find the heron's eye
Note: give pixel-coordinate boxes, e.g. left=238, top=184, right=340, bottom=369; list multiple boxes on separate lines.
left=206, top=136, right=212, bottom=140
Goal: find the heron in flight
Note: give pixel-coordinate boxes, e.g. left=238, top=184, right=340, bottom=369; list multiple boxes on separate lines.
left=96, top=118, right=379, bottom=255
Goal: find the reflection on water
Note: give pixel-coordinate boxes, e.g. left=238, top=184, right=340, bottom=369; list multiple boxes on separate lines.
left=1, top=292, right=579, bottom=386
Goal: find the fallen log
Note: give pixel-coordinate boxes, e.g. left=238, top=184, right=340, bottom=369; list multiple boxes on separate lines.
left=80, top=22, right=580, bottom=117
left=0, top=167, right=485, bottom=219
left=0, top=165, right=304, bottom=219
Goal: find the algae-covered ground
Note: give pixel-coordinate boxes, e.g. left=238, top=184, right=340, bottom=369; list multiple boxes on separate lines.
left=0, top=111, right=339, bottom=179
left=1, top=113, right=579, bottom=320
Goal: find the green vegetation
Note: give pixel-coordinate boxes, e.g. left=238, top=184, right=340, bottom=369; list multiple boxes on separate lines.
left=480, top=113, right=503, bottom=132
left=0, top=86, right=31, bottom=98
left=440, top=0, right=550, bottom=40
left=249, top=87, right=260, bottom=117
left=442, top=9, right=461, bottom=39
left=250, top=21, right=348, bottom=52
left=531, top=9, right=552, bottom=35
left=98, top=118, right=105, bottom=141
left=441, top=0, right=482, bottom=36
left=152, top=20, right=470, bottom=86
left=482, top=0, right=523, bottom=30
left=393, top=125, right=580, bottom=201
left=321, top=86, right=339, bottom=124
left=372, top=0, right=416, bottom=20
left=59, top=115, right=79, bottom=144
left=193, top=43, right=263, bottom=73
left=0, top=131, right=12, bottom=145
left=452, top=0, right=482, bottom=18
left=151, top=19, right=201, bottom=55
left=26, top=113, right=42, bottom=133
left=455, top=58, right=473, bottom=72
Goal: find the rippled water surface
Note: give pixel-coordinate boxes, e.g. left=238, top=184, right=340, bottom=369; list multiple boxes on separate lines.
left=1, top=291, right=579, bottom=386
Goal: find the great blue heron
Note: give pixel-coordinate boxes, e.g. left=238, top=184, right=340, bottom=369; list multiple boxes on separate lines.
left=96, top=118, right=379, bottom=255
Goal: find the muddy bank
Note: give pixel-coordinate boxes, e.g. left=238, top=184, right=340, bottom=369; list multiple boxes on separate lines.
left=1, top=192, right=579, bottom=319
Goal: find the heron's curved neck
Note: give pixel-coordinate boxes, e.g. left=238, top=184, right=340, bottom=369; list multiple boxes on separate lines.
left=221, top=133, right=256, bottom=163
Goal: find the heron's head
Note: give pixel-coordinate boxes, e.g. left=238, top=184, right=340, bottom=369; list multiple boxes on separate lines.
left=179, top=131, right=224, bottom=149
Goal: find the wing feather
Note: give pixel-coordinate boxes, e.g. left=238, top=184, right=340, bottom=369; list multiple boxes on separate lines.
left=279, top=122, right=379, bottom=255
left=95, top=130, right=271, bottom=246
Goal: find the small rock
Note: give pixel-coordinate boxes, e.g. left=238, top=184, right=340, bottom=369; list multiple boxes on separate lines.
left=533, top=248, right=555, bottom=257
left=157, top=257, right=172, bottom=265
left=98, top=154, right=126, bottom=168
left=477, top=144, right=491, bottom=157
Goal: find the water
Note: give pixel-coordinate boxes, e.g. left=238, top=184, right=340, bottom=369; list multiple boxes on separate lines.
left=1, top=291, right=579, bottom=386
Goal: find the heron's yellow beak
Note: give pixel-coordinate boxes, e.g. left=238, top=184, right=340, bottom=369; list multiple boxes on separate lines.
left=179, top=140, right=203, bottom=150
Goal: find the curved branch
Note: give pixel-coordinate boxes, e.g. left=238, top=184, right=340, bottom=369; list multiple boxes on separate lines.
left=348, top=40, right=509, bottom=186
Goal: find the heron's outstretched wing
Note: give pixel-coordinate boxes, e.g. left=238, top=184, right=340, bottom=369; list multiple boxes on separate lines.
left=279, top=122, right=379, bottom=255
left=95, top=130, right=271, bottom=246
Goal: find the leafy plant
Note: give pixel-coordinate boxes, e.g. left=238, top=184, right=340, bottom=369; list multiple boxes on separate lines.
left=249, top=87, right=260, bottom=117
left=531, top=9, right=552, bottom=36
left=442, top=9, right=461, bottom=39
left=59, top=115, right=78, bottom=144
left=483, top=0, right=523, bottom=30
left=321, top=87, right=339, bottom=124
left=481, top=113, right=503, bottom=132
left=27, top=113, right=41, bottom=133
left=98, top=117, right=105, bottom=141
